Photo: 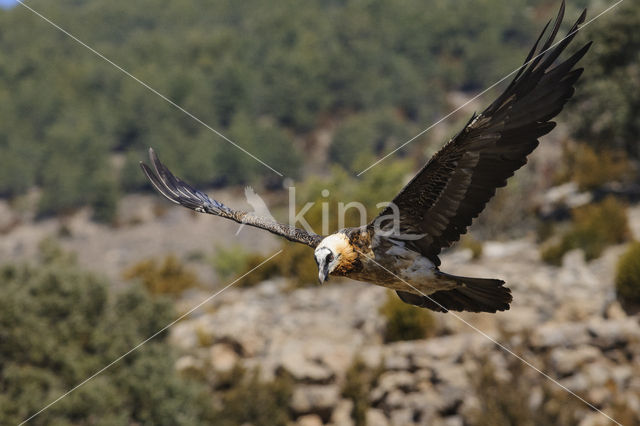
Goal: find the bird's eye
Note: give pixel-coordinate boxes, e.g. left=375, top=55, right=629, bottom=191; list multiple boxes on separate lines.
left=326, top=253, right=334, bottom=263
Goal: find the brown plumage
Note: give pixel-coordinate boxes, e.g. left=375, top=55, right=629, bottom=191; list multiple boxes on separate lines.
left=141, top=1, right=589, bottom=313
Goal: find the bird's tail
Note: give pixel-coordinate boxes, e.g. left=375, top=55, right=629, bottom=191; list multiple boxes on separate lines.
left=442, top=273, right=512, bottom=313
left=397, top=273, right=512, bottom=313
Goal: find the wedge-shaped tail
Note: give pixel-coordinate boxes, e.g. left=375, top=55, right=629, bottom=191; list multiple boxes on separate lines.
left=397, top=274, right=512, bottom=313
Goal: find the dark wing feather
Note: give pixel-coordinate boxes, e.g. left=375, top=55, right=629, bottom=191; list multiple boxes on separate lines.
left=140, top=148, right=323, bottom=248
left=373, top=2, right=590, bottom=263
left=396, top=277, right=512, bottom=313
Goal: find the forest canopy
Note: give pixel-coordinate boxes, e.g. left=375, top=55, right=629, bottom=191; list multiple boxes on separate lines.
left=0, top=0, right=636, bottom=221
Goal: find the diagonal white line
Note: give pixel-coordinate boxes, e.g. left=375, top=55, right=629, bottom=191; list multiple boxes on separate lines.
left=19, top=249, right=283, bottom=425
left=15, top=0, right=284, bottom=177
left=356, top=249, right=622, bottom=426
left=357, top=0, right=624, bottom=176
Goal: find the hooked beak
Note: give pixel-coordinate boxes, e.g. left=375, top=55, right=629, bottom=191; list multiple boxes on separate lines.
left=317, top=260, right=330, bottom=284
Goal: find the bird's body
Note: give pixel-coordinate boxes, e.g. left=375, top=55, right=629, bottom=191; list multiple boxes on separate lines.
left=141, top=1, right=589, bottom=313
left=314, top=228, right=508, bottom=312
left=314, top=229, right=437, bottom=291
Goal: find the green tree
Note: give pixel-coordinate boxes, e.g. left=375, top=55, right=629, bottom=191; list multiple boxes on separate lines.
left=0, top=242, right=211, bottom=425
left=0, top=0, right=579, bottom=216
left=568, top=0, right=640, bottom=159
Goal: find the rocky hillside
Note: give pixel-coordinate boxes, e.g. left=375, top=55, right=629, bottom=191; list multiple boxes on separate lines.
left=169, top=206, right=640, bottom=426
left=2, top=193, right=639, bottom=425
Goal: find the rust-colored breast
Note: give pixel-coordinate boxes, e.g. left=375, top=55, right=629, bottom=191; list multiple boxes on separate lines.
left=332, top=227, right=372, bottom=275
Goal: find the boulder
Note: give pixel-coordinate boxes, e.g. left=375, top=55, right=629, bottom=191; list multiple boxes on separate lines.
left=578, top=412, right=616, bottom=426
left=278, top=347, right=335, bottom=384
left=587, top=318, right=640, bottom=350
left=530, top=322, right=589, bottom=349
left=296, top=414, right=323, bottom=426
left=549, top=345, right=600, bottom=376
left=389, top=408, right=414, bottom=426
left=366, top=409, right=390, bottom=426
left=291, top=384, right=341, bottom=420
left=371, top=371, right=416, bottom=405
left=209, top=343, right=239, bottom=373
left=499, top=306, right=541, bottom=334
left=330, top=399, right=354, bottom=426
left=430, top=362, right=469, bottom=390
left=360, top=345, right=384, bottom=370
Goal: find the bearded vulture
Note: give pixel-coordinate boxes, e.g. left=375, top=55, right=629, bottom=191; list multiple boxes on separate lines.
left=141, top=2, right=590, bottom=313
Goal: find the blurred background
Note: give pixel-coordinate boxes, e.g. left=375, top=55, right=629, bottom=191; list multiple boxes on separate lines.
left=1, top=0, right=639, bottom=424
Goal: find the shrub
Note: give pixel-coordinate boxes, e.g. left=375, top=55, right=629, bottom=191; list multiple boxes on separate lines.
left=219, top=243, right=318, bottom=289
left=572, top=146, right=633, bottom=191
left=379, top=291, right=436, bottom=342
left=212, top=245, right=280, bottom=288
left=0, top=244, right=211, bottom=425
left=540, top=197, right=630, bottom=264
left=459, top=234, right=483, bottom=260
left=274, top=243, right=319, bottom=288
left=37, top=236, right=77, bottom=265
left=342, top=357, right=384, bottom=426
left=615, top=242, right=640, bottom=306
left=212, top=245, right=255, bottom=281
left=211, top=367, right=293, bottom=426
left=540, top=239, right=571, bottom=266
left=469, top=355, right=586, bottom=426
left=535, top=220, right=555, bottom=244
left=556, top=144, right=633, bottom=191
left=123, top=254, right=201, bottom=295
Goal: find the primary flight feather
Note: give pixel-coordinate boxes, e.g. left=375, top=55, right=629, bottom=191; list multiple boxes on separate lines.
left=141, top=1, right=590, bottom=313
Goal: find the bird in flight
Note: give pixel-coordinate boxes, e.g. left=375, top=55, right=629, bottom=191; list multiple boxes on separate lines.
left=141, top=2, right=589, bottom=313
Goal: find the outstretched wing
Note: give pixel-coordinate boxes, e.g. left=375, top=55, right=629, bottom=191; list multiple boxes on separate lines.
left=373, top=2, right=590, bottom=264
left=140, top=148, right=323, bottom=248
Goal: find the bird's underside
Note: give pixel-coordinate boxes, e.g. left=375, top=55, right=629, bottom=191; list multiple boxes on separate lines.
left=323, top=227, right=512, bottom=313
left=141, top=1, right=589, bottom=313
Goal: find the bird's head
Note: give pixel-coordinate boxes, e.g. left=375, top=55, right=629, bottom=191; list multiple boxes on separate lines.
left=314, top=233, right=354, bottom=283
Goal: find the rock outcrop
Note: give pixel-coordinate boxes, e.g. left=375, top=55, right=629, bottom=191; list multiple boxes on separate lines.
left=171, top=236, right=640, bottom=425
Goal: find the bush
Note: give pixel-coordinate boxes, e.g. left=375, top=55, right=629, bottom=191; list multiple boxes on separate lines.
left=540, top=239, right=571, bottom=266
left=469, top=355, right=586, bottom=426
left=540, top=197, right=630, bottom=264
left=0, top=242, right=211, bottom=425
left=211, top=367, right=293, bottom=426
left=556, top=144, right=633, bottom=191
left=217, top=243, right=319, bottom=289
left=342, top=357, right=383, bottom=426
left=123, top=254, right=201, bottom=295
left=459, top=234, right=483, bottom=260
left=274, top=243, right=319, bottom=288
left=211, top=245, right=280, bottom=288
left=212, top=245, right=256, bottom=281
left=615, top=242, right=640, bottom=306
left=379, top=291, right=436, bottom=343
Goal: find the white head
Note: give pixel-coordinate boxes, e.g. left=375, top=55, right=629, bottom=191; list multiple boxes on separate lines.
left=314, top=233, right=352, bottom=283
